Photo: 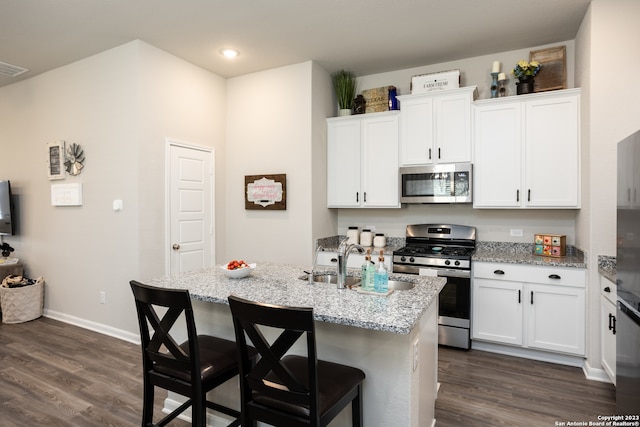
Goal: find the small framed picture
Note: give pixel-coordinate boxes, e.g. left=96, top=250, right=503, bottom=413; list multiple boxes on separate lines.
left=47, top=140, right=66, bottom=180
left=529, top=45, right=566, bottom=92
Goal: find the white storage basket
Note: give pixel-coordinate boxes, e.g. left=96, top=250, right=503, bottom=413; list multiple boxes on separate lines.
left=0, top=278, right=44, bottom=324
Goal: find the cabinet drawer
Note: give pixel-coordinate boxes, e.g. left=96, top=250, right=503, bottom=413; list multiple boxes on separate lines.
left=473, top=262, right=585, bottom=288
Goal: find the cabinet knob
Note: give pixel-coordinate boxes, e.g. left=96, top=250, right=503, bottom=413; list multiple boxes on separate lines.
left=493, top=269, right=505, bottom=275
left=548, top=274, right=561, bottom=280
left=604, top=286, right=611, bottom=293
left=172, top=244, right=180, bottom=250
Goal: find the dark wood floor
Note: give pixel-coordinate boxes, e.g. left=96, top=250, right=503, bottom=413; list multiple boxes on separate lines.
left=1, top=317, right=616, bottom=426
left=435, top=346, right=616, bottom=426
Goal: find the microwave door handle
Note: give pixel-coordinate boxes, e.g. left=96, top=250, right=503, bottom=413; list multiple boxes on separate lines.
left=428, top=148, right=432, bottom=160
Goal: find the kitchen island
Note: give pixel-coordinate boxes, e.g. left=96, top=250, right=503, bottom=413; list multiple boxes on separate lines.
left=145, top=262, right=445, bottom=427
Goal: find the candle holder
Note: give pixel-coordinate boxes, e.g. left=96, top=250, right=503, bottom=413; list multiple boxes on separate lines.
left=490, top=72, right=499, bottom=98
left=498, top=79, right=507, bottom=97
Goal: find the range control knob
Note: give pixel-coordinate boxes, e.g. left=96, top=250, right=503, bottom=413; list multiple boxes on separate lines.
left=409, top=257, right=415, bottom=263
left=400, top=256, right=406, bottom=262
left=454, top=260, right=461, bottom=266
left=444, top=260, right=451, bottom=265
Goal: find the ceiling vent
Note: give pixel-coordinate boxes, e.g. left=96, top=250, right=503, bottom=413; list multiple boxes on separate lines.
left=0, top=61, right=29, bottom=77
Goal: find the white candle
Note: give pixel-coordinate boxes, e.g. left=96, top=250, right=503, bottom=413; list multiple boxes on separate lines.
left=492, top=61, right=500, bottom=73
left=498, top=72, right=506, bottom=81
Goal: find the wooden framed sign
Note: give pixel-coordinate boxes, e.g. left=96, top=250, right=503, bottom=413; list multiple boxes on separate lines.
left=529, top=45, right=566, bottom=92
left=244, top=174, right=286, bottom=210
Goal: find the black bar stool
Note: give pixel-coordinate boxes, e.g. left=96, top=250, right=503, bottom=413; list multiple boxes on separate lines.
left=228, top=294, right=365, bottom=427
left=130, top=281, right=256, bottom=427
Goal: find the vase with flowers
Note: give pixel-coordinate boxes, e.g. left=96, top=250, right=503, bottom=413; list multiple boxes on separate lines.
left=511, top=60, right=541, bottom=95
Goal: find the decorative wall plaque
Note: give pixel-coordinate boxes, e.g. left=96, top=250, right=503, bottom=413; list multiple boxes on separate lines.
left=47, top=140, right=66, bottom=180
left=529, top=45, right=566, bottom=92
left=244, top=174, right=286, bottom=210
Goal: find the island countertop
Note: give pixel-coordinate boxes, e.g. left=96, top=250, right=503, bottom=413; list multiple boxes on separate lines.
left=144, top=262, right=445, bottom=335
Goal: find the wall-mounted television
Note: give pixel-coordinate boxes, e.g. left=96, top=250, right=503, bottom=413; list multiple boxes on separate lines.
left=0, top=180, right=15, bottom=236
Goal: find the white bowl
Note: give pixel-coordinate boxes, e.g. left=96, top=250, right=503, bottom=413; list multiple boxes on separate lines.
left=220, top=263, right=256, bottom=279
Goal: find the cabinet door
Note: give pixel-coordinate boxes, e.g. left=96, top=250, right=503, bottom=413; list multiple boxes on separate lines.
left=399, top=97, right=434, bottom=165
left=525, top=94, right=580, bottom=207
left=527, top=283, right=585, bottom=355
left=473, top=101, right=522, bottom=207
left=435, top=92, right=472, bottom=163
left=472, top=278, right=523, bottom=345
left=601, top=297, right=617, bottom=384
left=362, top=114, right=400, bottom=207
left=327, top=119, right=361, bottom=207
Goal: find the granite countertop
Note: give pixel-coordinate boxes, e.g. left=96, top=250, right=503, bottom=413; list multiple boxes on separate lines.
left=598, top=255, right=616, bottom=283
left=144, top=262, right=445, bottom=335
left=473, top=242, right=587, bottom=268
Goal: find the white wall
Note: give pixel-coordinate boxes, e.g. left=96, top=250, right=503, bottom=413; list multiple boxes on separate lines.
left=336, top=41, right=579, bottom=245
left=0, top=40, right=226, bottom=337
left=224, top=61, right=334, bottom=266
left=576, top=0, right=640, bottom=376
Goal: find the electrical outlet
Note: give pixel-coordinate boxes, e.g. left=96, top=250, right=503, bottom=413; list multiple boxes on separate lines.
left=510, top=229, right=524, bottom=237
left=100, top=291, right=106, bottom=304
left=413, top=339, right=419, bottom=371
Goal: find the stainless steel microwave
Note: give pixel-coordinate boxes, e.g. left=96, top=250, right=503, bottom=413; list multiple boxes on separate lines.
left=399, top=163, right=472, bottom=204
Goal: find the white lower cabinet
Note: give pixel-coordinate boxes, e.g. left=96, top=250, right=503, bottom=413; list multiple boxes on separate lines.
left=601, top=276, right=617, bottom=384
left=472, top=262, right=586, bottom=356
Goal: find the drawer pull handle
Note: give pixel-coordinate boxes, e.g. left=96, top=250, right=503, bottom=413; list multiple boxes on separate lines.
left=518, top=289, right=521, bottom=304
left=548, top=274, right=561, bottom=280
left=530, top=290, right=534, bottom=304
left=330, top=258, right=338, bottom=263
left=604, top=286, right=611, bottom=293
left=494, top=270, right=505, bottom=275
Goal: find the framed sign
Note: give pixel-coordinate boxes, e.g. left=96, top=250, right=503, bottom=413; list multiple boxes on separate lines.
left=245, top=174, right=286, bottom=210
left=529, top=45, right=566, bottom=92
left=47, top=140, right=66, bottom=180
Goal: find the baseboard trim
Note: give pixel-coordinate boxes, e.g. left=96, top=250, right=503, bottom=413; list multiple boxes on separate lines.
left=43, top=309, right=139, bottom=344
left=471, top=340, right=585, bottom=368
left=583, top=360, right=614, bottom=384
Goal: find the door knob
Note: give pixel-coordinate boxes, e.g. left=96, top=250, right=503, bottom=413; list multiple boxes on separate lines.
left=172, top=244, right=180, bottom=250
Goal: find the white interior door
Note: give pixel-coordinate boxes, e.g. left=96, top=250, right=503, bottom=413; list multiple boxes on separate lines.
left=168, top=141, right=214, bottom=275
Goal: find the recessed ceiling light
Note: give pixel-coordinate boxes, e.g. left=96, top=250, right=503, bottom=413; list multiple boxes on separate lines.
left=220, top=48, right=239, bottom=59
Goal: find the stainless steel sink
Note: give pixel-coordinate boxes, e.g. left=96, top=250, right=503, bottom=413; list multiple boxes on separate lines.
left=300, top=274, right=361, bottom=286
left=387, top=280, right=415, bottom=290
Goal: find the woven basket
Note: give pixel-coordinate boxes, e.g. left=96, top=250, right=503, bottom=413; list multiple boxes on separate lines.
left=0, top=279, right=44, bottom=324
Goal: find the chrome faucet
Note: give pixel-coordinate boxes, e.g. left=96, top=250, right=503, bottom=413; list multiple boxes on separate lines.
left=307, top=245, right=325, bottom=284
left=337, top=238, right=364, bottom=289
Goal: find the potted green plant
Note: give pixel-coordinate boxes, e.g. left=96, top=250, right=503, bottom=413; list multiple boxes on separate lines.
left=331, top=69, right=357, bottom=116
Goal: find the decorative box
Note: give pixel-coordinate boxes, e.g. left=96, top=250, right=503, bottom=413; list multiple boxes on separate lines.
left=410, top=69, right=460, bottom=94
left=361, top=86, right=392, bottom=113
left=534, top=234, right=566, bottom=257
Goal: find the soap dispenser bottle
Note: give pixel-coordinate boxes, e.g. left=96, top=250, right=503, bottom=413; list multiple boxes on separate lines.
left=373, top=250, right=389, bottom=293
left=361, top=250, right=374, bottom=291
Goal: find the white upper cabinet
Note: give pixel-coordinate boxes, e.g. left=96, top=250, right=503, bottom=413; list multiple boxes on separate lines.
left=473, top=89, right=581, bottom=209
left=327, top=111, right=400, bottom=208
left=398, top=87, right=477, bottom=166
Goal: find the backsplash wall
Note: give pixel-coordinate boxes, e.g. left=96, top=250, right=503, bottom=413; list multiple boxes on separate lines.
left=335, top=204, right=578, bottom=246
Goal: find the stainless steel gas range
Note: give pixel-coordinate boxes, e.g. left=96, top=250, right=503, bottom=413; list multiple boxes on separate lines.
left=393, top=224, right=476, bottom=349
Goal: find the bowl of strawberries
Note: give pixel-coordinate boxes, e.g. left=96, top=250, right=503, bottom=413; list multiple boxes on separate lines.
left=220, top=259, right=256, bottom=279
